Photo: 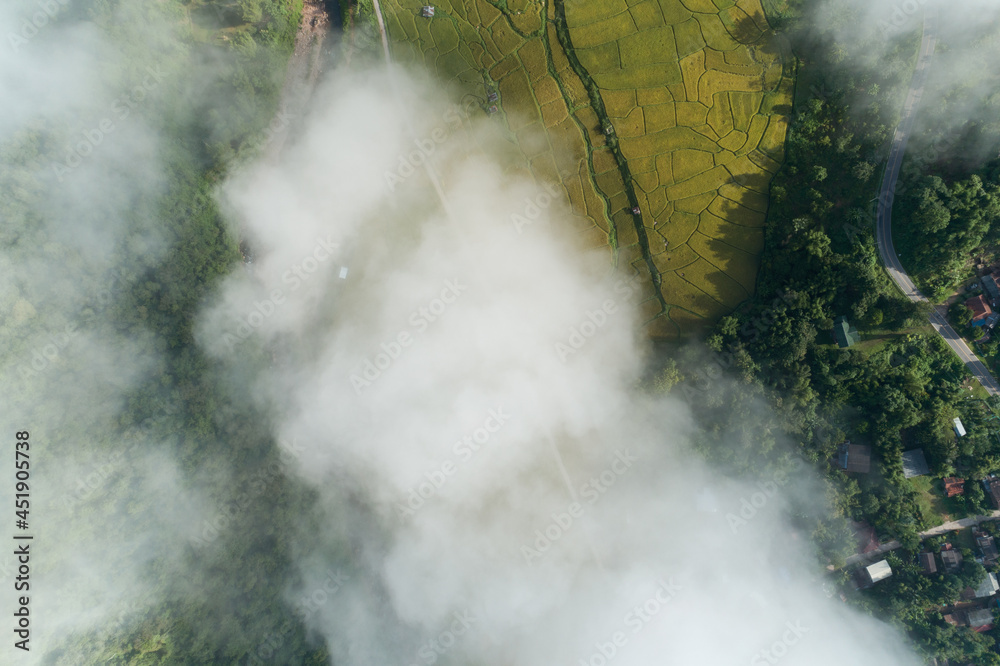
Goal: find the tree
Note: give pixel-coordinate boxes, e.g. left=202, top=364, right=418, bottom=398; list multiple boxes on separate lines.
left=653, top=360, right=683, bottom=394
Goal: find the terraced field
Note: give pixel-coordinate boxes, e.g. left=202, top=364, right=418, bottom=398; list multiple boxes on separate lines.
left=378, top=0, right=793, bottom=338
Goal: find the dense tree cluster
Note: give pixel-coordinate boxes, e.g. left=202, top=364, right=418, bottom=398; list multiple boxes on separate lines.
left=0, top=0, right=337, bottom=663
left=896, top=173, right=1000, bottom=300
left=669, top=6, right=1000, bottom=663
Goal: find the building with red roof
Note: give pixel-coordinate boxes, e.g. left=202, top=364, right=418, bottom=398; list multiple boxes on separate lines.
left=944, top=477, right=965, bottom=497
left=966, top=294, right=993, bottom=327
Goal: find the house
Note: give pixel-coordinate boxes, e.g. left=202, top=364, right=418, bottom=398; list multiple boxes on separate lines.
left=919, top=551, right=938, bottom=574
left=941, top=546, right=964, bottom=573
left=966, top=294, right=993, bottom=327
left=954, top=417, right=967, bottom=437
left=420, top=6, right=435, bottom=18
left=943, top=477, right=965, bottom=497
left=982, top=272, right=1000, bottom=304
left=833, top=316, right=860, bottom=348
left=867, top=560, right=892, bottom=583
left=975, top=532, right=999, bottom=564
left=973, top=572, right=1000, bottom=598
left=902, top=449, right=930, bottom=478
left=984, top=476, right=1000, bottom=509
left=967, top=607, right=995, bottom=632
left=487, top=91, right=499, bottom=103
left=837, top=442, right=872, bottom=474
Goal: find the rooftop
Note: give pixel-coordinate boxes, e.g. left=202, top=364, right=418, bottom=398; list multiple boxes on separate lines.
left=976, top=534, right=999, bottom=562
left=983, top=272, right=1000, bottom=302
left=833, top=315, right=860, bottom=348
left=984, top=477, right=1000, bottom=509
left=838, top=442, right=871, bottom=474
left=968, top=608, right=995, bottom=631
left=966, top=294, right=993, bottom=322
left=866, top=559, right=892, bottom=583
left=943, top=477, right=965, bottom=497
left=973, top=572, right=999, bottom=598
left=902, top=449, right=930, bottom=478
left=941, top=548, right=964, bottom=572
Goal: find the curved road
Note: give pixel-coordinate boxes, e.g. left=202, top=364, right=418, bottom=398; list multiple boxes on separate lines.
left=875, top=10, right=1000, bottom=396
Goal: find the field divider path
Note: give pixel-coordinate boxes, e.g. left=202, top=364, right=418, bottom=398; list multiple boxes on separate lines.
left=369, top=0, right=605, bottom=572
left=551, top=0, right=670, bottom=322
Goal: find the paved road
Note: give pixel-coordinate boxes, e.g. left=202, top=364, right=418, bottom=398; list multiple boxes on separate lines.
left=874, top=11, right=1000, bottom=396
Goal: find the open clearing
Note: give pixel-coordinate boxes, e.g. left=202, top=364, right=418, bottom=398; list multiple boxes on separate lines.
left=380, top=0, right=792, bottom=338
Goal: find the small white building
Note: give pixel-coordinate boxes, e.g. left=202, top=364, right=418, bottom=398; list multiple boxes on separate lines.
left=421, top=6, right=435, bottom=18
left=339, top=266, right=349, bottom=279
left=954, top=417, right=967, bottom=437
left=866, top=559, right=893, bottom=585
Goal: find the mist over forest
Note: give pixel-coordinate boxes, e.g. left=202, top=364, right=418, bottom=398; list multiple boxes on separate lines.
left=3, top=0, right=1000, bottom=664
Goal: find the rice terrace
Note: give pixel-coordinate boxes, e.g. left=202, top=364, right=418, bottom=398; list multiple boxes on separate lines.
left=379, top=0, right=794, bottom=337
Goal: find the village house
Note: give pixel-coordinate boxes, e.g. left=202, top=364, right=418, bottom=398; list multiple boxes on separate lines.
left=984, top=476, right=1000, bottom=509
left=902, top=449, right=930, bottom=478
left=833, top=315, right=860, bottom=348
left=855, top=559, right=892, bottom=589
left=919, top=552, right=938, bottom=575
left=837, top=442, right=872, bottom=474
left=941, top=546, right=964, bottom=573
left=972, top=572, right=999, bottom=599
left=975, top=531, right=999, bottom=564
left=943, top=477, right=965, bottom=497
left=967, top=607, right=995, bottom=632
left=965, top=294, right=993, bottom=327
